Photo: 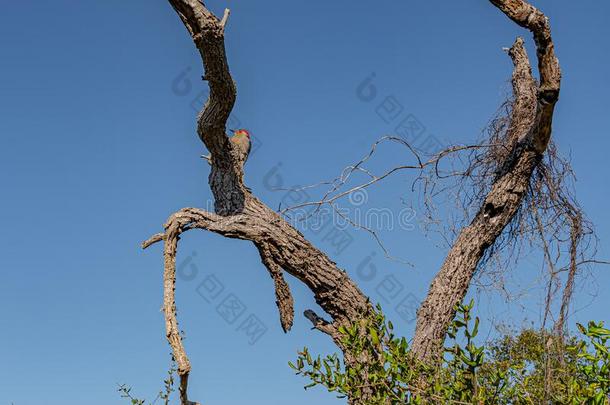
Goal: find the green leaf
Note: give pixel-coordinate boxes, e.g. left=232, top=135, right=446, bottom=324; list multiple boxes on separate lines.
left=472, top=317, right=480, bottom=338
left=369, top=327, right=380, bottom=346
left=304, top=382, right=317, bottom=390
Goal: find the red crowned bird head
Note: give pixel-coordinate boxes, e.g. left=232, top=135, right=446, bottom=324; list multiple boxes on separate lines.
left=231, top=129, right=250, bottom=139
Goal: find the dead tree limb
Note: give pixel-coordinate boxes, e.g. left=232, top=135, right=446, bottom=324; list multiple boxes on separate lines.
left=412, top=0, right=561, bottom=363
left=160, top=219, right=193, bottom=405
left=167, top=0, right=241, bottom=215
left=146, top=2, right=374, bottom=403
left=144, top=205, right=373, bottom=403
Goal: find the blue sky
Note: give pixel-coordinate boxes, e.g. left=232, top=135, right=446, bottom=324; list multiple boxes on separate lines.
left=1, top=1, right=609, bottom=404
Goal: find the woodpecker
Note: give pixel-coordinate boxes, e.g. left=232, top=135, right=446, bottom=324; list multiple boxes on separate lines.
left=201, top=129, right=252, bottom=164
left=229, top=128, right=252, bottom=162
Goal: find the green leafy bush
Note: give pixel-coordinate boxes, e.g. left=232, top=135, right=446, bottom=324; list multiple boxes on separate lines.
left=290, top=302, right=610, bottom=404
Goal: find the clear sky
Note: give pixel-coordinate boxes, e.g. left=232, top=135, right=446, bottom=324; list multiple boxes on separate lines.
left=1, top=1, right=609, bottom=404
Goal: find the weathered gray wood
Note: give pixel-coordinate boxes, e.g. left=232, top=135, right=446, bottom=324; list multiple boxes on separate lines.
left=412, top=0, right=562, bottom=363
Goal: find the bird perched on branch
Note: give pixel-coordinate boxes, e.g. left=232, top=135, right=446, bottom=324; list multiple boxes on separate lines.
left=201, top=129, right=252, bottom=165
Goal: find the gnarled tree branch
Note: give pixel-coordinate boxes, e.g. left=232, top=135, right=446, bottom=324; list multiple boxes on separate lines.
left=257, top=247, right=294, bottom=333
left=168, top=0, right=243, bottom=215
left=149, top=2, right=374, bottom=404
left=151, top=213, right=197, bottom=405
left=145, top=204, right=372, bottom=327
left=144, top=200, right=373, bottom=404
left=412, top=0, right=561, bottom=363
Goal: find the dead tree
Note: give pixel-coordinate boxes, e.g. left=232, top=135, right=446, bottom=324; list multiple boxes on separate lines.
left=143, top=0, right=567, bottom=403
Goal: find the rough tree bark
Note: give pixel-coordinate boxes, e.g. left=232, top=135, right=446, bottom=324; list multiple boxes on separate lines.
left=144, top=0, right=562, bottom=403
left=144, top=1, right=376, bottom=403
left=412, top=0, right=562, bottom=363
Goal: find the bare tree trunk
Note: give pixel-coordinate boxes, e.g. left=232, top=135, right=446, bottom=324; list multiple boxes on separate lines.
left=412, top=0, right=562, bottom=363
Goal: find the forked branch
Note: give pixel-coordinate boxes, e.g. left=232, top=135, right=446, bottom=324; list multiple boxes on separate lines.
left=144, top=200, right=373, bottom=403
left=412, top=0, right=562, bottom=363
